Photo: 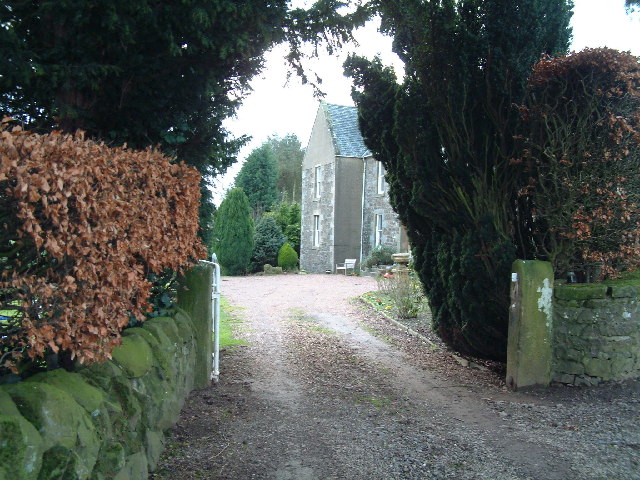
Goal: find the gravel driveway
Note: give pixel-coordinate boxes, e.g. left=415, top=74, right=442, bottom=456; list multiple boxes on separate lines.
left=153, top=274, right=639, bottom=480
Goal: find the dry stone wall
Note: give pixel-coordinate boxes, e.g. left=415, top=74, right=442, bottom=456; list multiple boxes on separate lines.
left=553, top=283, right=640, bottom=386
left=0, top=313, right=196, bottom=480
left=507, top=260, right=640, bottom=389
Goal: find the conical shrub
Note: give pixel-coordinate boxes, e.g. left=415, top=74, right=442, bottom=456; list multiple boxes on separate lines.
left=277, top=242, right=298, bottom=271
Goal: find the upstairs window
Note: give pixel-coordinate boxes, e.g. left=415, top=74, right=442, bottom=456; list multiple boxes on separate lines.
left=314, top=165, right=321, bottom=198
left=376, top=161, right=385, bottom=194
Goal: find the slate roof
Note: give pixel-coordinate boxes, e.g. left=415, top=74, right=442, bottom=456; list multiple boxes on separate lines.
left=323, top=102, right=372, bottom=158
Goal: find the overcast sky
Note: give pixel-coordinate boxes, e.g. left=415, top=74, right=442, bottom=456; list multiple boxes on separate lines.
left=213, top=0, right=640, bottom=204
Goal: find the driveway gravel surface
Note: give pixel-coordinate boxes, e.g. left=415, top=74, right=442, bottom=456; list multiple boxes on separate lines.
left=153, top=274, right=639, bottom=480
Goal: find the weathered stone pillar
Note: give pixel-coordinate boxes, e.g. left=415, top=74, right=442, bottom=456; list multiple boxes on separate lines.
left=506, top=260, right=554, bottom=390
left=177, top=263, right=213, bottom=389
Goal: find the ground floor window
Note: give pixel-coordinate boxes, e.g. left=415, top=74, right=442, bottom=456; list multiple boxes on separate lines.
left=313, top=215, right=320, bottom=246
left=374, top=214, right=383, bottom=246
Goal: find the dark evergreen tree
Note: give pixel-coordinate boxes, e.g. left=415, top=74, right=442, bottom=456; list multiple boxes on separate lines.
left=212, top=188, right=254, bottom=275
left=251, top=215, right=286, bottom=272
left=0, top=0, right=369, bottom=247
left=345, top=0, right=573, bottom=359
left=267, top=134, right=305, bottom=203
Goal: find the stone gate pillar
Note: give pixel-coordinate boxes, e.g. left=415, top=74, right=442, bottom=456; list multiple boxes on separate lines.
left=506, top=260, right=554, bottom=390
left=178, top=263, right=213, bottom=389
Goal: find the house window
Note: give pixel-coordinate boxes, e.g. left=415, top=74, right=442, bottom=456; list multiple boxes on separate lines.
left=314, top=165, right=321, bottom=198
left=376, top=161, right=385, bottom=194
left=313, top=215, right=320, bottom=246
left=374, top=214, right=383, bottom=246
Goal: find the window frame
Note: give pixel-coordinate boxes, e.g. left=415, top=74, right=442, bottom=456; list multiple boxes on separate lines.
left=314, top=165, right=321, bottom=199
left=376, top=161, right=385, bottom=194
left=374, top=213, right=383, bottom=247
left=313, top=214, right=320, bottom=247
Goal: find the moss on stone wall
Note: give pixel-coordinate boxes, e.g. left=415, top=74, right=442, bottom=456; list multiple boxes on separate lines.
left=3, top=382, right=100, bottom=478
left=554, top=283, right=608, bottom=301
left=0, top=303, right=204, bottom=480
left=0, top=411, right=43, bottom=480
left=111, top=335, right=154, bottom=379
left=553, top=279, right=640, bottom=386
left=177, top=263, right=213, bottom=389
left=26, top=370, right=105, bottom=414
left=509, top=263, right=640, bottom=387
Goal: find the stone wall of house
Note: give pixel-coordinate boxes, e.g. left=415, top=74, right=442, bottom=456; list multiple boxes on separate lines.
left=300, top=162, right=336, bottom=273
left=302, top=105, right=338, bottom=171
left=552, top=283, right=640, bottom=386
left=0, top=264, right=213, bottom=480
left=361, top=157, right=403, bottom=261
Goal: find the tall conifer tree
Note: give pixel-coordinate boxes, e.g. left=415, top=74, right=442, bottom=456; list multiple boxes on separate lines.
left=212, top=188, right=254, bottom=275
left=267, top=135, right=305, bottom=203
left=235, top=144, right=279, bottom=218
left=346, top=0, right=573, bottom=359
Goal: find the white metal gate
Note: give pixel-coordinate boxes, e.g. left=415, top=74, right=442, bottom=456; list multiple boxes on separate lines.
left=200, top=254, right=221, bottom=381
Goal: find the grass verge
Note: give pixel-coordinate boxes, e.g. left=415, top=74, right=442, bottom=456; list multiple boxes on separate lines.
left=218, top=296, right=248, bottom=350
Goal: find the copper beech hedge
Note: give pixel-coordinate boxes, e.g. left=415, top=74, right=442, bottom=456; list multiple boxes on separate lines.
left=517, top=48, right=640, bottom=280
left=0, top=120, right=206, bottom=371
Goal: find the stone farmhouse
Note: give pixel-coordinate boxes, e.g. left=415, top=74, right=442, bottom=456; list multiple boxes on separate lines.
left=300, top=102, right=408, bottom=273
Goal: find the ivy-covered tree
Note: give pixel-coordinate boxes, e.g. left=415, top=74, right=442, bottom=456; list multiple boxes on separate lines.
left=0, top=0, right=370, bottom=247
left=212, top=188, right=254, bottom=275
left=235, top=144, right=279, bottom=218
left=251, top=215, right=286, bottom=273
left=345, top=0, right=573, bottom=360
left=267, top=134, right=305, bottom=203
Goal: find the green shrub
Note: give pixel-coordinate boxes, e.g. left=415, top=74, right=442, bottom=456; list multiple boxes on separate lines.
left=269, top=202, right=301, bottom=254
left=277, top=243, right=299, bottom=271
left=363, top=245, right=395, bottom=268
left=251, top=215, right=286, bottom=272
left=345, top=1, right=572, bottom=360
left=376, top=270, right=424, bottom=319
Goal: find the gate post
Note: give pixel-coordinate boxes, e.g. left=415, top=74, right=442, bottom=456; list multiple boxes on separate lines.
left=506, top=260, right=554, bottom=390
left=178, top=262, right=214, bottom=389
